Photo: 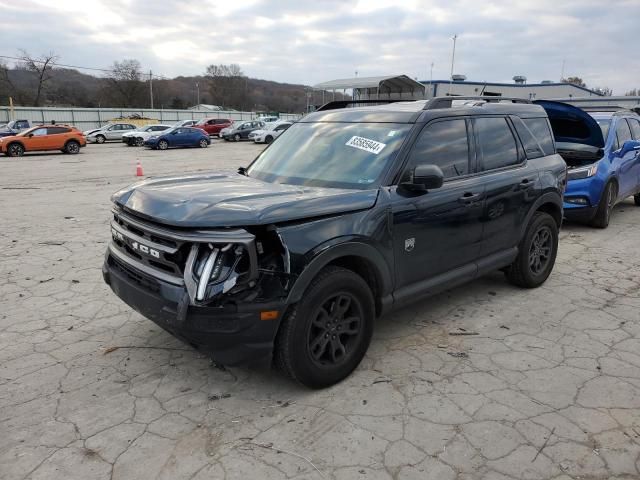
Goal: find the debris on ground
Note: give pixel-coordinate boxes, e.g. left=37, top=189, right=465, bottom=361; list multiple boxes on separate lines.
left=38, top=241, right=66, bottom=246
left=39, top=278, right=54, bottom=283
left=208, top=393, right=232, bottom=401
left=447, top=352, right=469, bottom=358
left=449, top=330, right=479, bottom=336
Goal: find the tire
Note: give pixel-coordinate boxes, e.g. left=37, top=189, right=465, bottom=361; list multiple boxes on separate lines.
left=135, top=137, right=144, bottom=147
left=633, top=194, right=640, bottom=206
left=198, top=138, right=208, bottom=148
left=157, top=139, right=169, bottom=150
left=274, top=266, right=375, bottom=389
left=505, top=211, right=558, bottom=288
left=265, top=135, right=274, bottom=144
left=64, top=140, right=80, bottom=154
left=590, top=181, right=616, bottom=229
left=95, top=135, right=106, bottom=144
left=234, top=134, right=241, bottom=142
left=7, top=143, right=24, bottom=157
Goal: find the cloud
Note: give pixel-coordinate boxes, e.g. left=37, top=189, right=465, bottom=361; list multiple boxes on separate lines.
left=1, top=0, right=638, bottom=93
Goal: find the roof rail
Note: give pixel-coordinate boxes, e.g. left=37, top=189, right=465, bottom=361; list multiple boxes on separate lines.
left=578, top=105, right=632, bottom=113
left=316, top=99, right=403, bottom=111
left=424, top=96, right=532, bottom=110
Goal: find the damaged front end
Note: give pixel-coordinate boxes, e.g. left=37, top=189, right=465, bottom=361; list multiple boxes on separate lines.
left=108, top=207, right=292, bottom=317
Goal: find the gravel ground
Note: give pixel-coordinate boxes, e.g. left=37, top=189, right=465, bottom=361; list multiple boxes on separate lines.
left=1, top=140, right=640, bottom=480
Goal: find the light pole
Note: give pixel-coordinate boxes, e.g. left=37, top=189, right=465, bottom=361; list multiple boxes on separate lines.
left=195, top=82, right=200, bottom=106
left=430, top=62, right=434, bottom=98
left=149, top=70, right=153, bottom=109
left=449, top=34, right=457, bottom=95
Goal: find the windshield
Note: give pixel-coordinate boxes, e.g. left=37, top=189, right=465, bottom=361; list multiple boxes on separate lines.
left=594, top=118, right=611, bottom=141
left=247, top=122, right=412, bottom=189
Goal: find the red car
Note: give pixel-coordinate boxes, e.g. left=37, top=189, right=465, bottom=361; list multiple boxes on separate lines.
left=194, top=118, right=232, bottom=137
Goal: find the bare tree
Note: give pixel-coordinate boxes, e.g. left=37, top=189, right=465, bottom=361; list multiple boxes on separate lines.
left=106, top=59, right=145, bottom=107
left=205, top=63, right=246, bottom=109
left=561, top=76, right=586, bottom=88
left=18, top=50, right=59, bottom=106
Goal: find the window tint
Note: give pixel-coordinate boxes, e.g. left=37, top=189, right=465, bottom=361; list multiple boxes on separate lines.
left=275, top=124, right=290, bottom=131
left=512, top=117, right=544, bottom=159
left=31, top=128, right=47, bottom=136
left=475, top=117, right=519, bottom=171
left=627, top=118, right=640, bottom=140
left=407, top=119, right=470, bottom=179
left=616, top=119, right=633, bottom=147
left=522, top=118, right=555, bottom=155
left=47, top=127, right=69, bottom=135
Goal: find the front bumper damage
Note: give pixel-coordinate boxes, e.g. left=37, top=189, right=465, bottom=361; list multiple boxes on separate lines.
left=103, top=208, right=290, bottom=365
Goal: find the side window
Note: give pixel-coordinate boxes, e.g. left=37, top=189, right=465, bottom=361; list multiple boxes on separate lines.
left=474, top=117, right=519, bottom=171
left=522, top=118, right=555, bottom=155
left=107, top=125, right=116, bottom=131
left=32, top=128, right=48, bottom=136
left=616, top=119, right=633, bottom=147
left=512, top=117, right=544, bottom=159
left=47, top=127, right=69, bottom=135
left=627, top=118, right=640, bottom=140
left=406, top=119, right=470, bottom=180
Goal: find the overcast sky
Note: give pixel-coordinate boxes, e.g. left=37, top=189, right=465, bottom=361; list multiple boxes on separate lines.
left=1, top=0, right=639, bottom=94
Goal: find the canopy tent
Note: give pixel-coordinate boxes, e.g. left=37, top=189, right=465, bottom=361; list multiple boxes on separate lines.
left=312, top=75, right=426, bottom=102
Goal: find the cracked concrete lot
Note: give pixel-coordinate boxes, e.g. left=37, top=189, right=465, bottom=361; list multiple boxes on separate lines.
left=1, top=141, right=640, bottom=480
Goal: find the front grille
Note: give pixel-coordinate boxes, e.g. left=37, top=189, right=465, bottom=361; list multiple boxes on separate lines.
left=108, top=254, right=160, bottom=293
left=111, top=211, right=190, bottom=275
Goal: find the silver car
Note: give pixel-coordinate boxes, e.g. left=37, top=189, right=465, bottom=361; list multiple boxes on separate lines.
left=85, top=123, right=137, bottom=144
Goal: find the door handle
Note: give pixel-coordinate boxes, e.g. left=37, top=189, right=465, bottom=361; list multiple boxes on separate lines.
left=458, top=192, right=482, bottom=204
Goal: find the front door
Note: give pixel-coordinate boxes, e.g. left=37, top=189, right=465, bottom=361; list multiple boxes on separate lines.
left=391, top=118, right=485, bottom=290
left=613, top=119, right=638, bottom=198
left=626, top=117, right=640, bottom=194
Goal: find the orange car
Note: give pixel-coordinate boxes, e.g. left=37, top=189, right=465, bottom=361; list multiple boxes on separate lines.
left=0, top=125, right=86, bottom=157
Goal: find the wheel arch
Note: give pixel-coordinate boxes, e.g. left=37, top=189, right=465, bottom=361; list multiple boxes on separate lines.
left=520, top=192, right=562, bottom=239
left=285, top=242, right=393, bottom=317
left=6, top=140, right=25, bottom=152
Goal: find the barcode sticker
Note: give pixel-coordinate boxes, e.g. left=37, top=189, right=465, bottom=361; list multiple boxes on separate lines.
left=345, top=136, right=386, bottom=154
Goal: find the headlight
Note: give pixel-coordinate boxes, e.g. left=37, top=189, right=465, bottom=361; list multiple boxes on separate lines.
left=567, top=163, right=598, bottom=181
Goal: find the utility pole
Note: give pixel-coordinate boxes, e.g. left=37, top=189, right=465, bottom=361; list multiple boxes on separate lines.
left=449, top=34, right=457, bottom=95
left=149, top=70, right=154, bottom=109
left=560, top=59, right=566, bottom=82
left=430, top=62, right=434, bottom=98
left=195, top=82, right=200, bottom=106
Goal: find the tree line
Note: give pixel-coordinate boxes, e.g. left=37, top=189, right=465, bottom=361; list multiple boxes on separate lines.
left=0, top=51, right=341, bottom=113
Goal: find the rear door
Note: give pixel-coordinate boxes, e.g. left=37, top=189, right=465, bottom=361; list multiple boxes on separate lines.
left=390, top=117, right=485, bottom=289
left=45, top=126, right=70, bottom=149
left=474, top=116, right=540, bottom=257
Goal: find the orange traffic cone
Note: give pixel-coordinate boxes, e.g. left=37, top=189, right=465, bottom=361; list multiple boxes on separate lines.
left=135, top=160, right=144, bottom=177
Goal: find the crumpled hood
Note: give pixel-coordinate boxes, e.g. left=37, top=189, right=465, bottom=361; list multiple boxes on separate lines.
left=534, top=100, right=605, bottom=149
left=112, top=172, right=379, bottom=227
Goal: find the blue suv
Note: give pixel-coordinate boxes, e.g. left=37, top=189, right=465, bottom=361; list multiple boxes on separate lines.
left=144, top=127, right=210, bottom=150
left=536, top=101, right=640, bottom=228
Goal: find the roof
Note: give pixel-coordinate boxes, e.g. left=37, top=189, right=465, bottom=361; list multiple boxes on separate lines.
left=422, top=79, right=602, bottom=96
left=188, top=104, right=223, bottom=111
left=313, top=75, right=426, bottom=92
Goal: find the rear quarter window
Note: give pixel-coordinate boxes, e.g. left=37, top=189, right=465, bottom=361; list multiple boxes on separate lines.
left=512, top=117, right=544, bottom=159
left=474, top=117, right=519, bottom=171
left=522, top=118, right=555, bottom=155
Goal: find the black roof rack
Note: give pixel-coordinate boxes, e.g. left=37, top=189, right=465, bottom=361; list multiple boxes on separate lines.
left=316, top=99, right=403, bottom=111
left=424, top=96, right=532, bottom=110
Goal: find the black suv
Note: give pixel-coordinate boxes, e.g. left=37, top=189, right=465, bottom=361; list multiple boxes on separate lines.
left=103, top=97, right=566, bottom=388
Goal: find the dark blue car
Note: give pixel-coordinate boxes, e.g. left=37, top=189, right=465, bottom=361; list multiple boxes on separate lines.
left=144, top=127, right=210, bottom=150
left=536, top=101, right=640, bottom=228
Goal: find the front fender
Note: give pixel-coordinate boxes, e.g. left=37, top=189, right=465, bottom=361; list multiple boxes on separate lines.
left=285, top=239, right=393, bottom=305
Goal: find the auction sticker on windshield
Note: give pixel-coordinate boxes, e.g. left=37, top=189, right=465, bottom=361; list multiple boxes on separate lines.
left=345, top=136, right=386, bottom=154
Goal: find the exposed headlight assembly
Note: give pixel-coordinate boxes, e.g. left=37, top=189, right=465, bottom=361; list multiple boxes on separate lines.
left=567, top=163, right=598, bottom=180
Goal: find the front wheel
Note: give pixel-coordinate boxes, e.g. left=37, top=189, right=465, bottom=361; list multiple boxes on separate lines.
left=7, top=143, right=24, bottom=157
left=135, top=137, right=144, bottom=147
left=633, top=193, right=640, bottom=206
left=157, top=140, right=169, bottom=150
left=234, top=134, right=241, bottom=142
left=198, top=138, right=208, bottom=148
left=590, top=181, right=616, bottom=228
left=274, top=266, right=375, bottom=388
left=95, top=135, right=106, bottom=144
left=265, top=135, right=274, bottom=144
left=505, top=211, right=558, bottom=288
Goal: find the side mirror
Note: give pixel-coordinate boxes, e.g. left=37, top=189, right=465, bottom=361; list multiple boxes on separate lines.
left=402, top=164, right=444, bottom=192
left=615, top=140, right=640, bottom=158
left=28, top=133, right=34, bottom=138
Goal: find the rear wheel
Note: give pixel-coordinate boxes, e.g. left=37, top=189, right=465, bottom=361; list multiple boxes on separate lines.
left=64, top=140, right=80, bottom=154
left=7, top=143, right=24, bottom=157
left=199, top=138, right=208, bottom=148
left=590, top=181, right=616, bottom=228
left=506, top=211, right=558, bottom=288
left=95, top=134, right=106, bottom=144
left=275, top=266, right=375, bottom=388
left=158, top=139, right=169, bottom=150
